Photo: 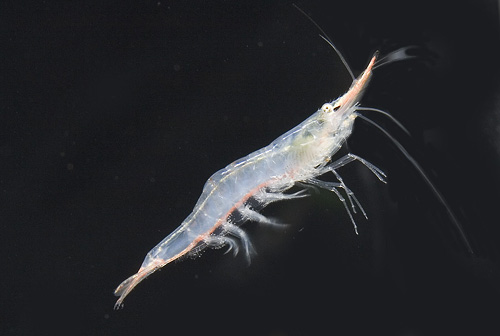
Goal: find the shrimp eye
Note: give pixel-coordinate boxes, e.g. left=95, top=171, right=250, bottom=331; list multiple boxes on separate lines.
left=333, top=104, right=341, bottom=111
left=321, top=103, right=334, bottom=113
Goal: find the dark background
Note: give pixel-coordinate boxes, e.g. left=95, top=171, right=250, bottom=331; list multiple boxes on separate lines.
left=2, top=0, right=500, bottom=335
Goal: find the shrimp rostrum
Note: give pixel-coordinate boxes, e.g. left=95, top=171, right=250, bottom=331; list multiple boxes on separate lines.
left=114, top=46, right=471, bottom=308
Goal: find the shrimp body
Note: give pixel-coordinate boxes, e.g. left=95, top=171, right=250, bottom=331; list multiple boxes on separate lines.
left=114, top=55, right=379, bottom=309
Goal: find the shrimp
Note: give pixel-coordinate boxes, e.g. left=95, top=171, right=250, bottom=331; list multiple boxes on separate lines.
left=114, top=53, right=381, bottom=309
left=114, top=24, right=472, bottom=310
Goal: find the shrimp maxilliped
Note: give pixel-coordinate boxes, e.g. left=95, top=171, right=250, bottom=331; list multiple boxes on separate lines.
left=114, top=28, right=473, bottom=308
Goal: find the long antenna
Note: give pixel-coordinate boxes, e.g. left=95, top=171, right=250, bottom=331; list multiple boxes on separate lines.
left=356, top=106, right=411, bottom=136
left=292, top=4, right=355, bottom=81
left=356, top=113, right=474, bottom=255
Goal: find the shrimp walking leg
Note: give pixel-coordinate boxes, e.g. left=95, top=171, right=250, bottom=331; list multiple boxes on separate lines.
left=305, top=177, right=365, bottom=233
left=327, top=153, right=387, bottom=183
left=305, top=153, right=391, bottom=233
left=330, top=169, right=367, bottom=218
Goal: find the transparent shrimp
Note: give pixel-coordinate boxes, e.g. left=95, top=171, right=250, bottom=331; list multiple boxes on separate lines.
left=114, top=12, right=472, bottom=309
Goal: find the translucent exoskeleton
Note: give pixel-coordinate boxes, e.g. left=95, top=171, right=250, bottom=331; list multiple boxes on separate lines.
left=113, top=10, right=472, bottom=309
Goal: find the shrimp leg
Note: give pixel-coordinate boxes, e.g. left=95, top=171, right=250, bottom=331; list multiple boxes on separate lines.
left=254, top=189, right=309, bottom=206
left=326, top=153, right=387, bottom=183
left=203, top=235, right=240, bottom=256
left=238, top=205, right=283, bottom=227
left=305, top=177, right=364, bottom=234
left=304, top=153, right=389, bottom=233
left=222, top=222, right=256, bottom=264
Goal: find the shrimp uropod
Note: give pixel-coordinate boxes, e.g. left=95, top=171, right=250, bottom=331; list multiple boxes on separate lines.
left=113, top=15, right=471, bottom=309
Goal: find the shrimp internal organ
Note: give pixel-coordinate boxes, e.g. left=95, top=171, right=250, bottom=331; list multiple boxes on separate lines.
left=113, top=55, right=378, bottom=309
